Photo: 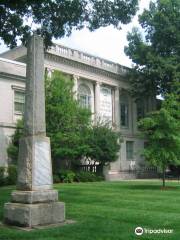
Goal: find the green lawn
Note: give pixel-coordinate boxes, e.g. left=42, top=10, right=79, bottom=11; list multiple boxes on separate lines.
left=0, top=181, right=180, bottom=240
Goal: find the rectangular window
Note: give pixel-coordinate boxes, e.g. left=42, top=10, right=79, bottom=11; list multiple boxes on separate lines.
left=14, top=91, right=25, bottom=114
left=126, top=141, right=134, bottom=160
left=121, top=103, right=129, bottom=127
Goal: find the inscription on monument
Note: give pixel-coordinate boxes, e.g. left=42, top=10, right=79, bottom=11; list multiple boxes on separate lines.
left=33, top=141, right=52, bottom=187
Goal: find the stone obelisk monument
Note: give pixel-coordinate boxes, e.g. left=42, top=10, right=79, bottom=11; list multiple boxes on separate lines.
left=4, top=34, right=65, bottom=227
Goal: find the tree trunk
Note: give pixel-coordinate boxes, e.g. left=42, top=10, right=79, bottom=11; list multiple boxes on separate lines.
left=162, top=165, right=166, bottom=187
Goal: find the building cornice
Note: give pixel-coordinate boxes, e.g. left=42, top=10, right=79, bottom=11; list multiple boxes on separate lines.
left=45, top=52, right=127, bottom=83
left=48, top=44, right=129, bottom=77
left=0, top=122, right=16, bottom=129
left=0, top=72, right=26, bottom=82
left=0, top=57, right=26, bottom=66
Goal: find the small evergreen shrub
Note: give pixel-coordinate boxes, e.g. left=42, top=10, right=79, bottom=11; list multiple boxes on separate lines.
left=75, top=171, right=101, bottom=182
left=53, top=174, right=61, bottom=183
left=7, top=165, right=17, bottom=185
left=0, top=167, right=6, bottom=186
left=58, top=170, right=75, bottom=183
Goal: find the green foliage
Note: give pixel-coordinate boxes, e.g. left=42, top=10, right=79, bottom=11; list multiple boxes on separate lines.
left=53, top=174, right=61, bottom=183
left=0, top=167, right=6, bottom=186
left=46, top=71, right=91, bottom=169
left=53, top=170, right=104, bottom=183
left=125, top=0, right=180, bottom=99
left=0, top=165, right=17, bottom=186
left=75, top=171, right=104, bottom=182
left=138, top=93, right=180, bottom=186
left=58, top=170, right=76, bottom=183
left=86, top=122, right=122, bottom=166
left=0, top=0, right=138, bottom=48
left=7, top=165, right=17, bottom=185
left=7, top=120, right=23, bottom=164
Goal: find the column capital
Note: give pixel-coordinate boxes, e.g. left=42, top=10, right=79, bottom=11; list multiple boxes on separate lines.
left=114, top=86, right=120, bottom=90
left=95, top=81, right=102, bottom=86
left=73, top=74, right=79, bottom=80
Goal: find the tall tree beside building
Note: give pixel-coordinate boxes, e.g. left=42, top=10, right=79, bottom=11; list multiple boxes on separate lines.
left=138, top=93, right=180, bottom=187
left=45, top=71, right=91, bottom=169
left=124, top=0, right=180, bottom=99
left=0, top=0, right=138, bottom=48
left=124, top=0, right=180, bottom=186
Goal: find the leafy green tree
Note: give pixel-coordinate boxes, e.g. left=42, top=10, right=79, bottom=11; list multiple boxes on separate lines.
left=7, top=119, right=23, bottom=164
left=124, top=0, right=180, bottom=99
left=138, top=93, right=180, bottom=187
left=86, top=122, right=122, bottom=169
left=45, top=71, right=91, bottom=170
left=0, top=0, right=138, bottom=48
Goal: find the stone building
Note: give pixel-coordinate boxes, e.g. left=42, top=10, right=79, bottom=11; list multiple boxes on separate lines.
left=0, top=44, right=156, bottom=180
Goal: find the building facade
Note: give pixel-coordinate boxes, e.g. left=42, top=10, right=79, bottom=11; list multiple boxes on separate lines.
left=0, top=44, right=156, bottom=180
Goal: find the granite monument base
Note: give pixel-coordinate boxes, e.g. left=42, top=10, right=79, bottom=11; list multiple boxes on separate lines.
left=4, top=201, right=65, bottom=227
left=11, top=189, right=59, bottom=203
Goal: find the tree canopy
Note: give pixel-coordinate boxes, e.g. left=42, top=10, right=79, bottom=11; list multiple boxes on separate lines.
left=138, top=92, right=180, bottom=187
left=124, top=0, right=180, bottom=99
left=0, top=0, right=138, bottom=48
left=45, top=71, right=91, bottom=169
left=86, top=122, right=121, bottom=167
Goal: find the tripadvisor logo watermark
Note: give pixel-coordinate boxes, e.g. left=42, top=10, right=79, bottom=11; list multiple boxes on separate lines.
left=135, top=227, right=144, bottom=236
left=135, top=226, right=173, bottom=236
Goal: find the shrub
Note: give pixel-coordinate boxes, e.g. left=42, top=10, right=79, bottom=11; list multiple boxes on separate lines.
left=58, top=170, right=75, bottom=183
left=53, top=174, right=60, bottom=183
left=75, top=171, right=103, bottom=182
left=7, top=165, right=17, bottom=185
left=0, top=167, right=6, bottom=186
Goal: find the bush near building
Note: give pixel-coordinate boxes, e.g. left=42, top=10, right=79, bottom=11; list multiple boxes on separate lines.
left=0, top=165, right=17, bottom=186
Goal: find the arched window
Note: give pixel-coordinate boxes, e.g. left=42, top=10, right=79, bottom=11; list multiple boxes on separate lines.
left=78, top=84, right=91, bottom=109
left=120, top=94, right=129, bottom=127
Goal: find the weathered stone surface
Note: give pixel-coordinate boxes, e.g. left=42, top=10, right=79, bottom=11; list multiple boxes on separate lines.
left=17, top=136, right=53, bottom=191
left=11, top=190, right=58, bottom=204
left=4, top=202, right=65, bottom=227
left=24, top=34, right=46, bottom=136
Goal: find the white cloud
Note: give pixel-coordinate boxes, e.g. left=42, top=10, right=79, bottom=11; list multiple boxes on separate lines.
left=0, top=0, right=150, bottom=67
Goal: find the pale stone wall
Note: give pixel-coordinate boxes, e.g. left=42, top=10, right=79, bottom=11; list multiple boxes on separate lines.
left=0, top=60, right=26, bottom=166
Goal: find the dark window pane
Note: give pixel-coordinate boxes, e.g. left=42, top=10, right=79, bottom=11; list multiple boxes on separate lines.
left=14, top=91, right=25, bottom=114
left=121, top=103, right=128, bottom=127
left=126, top=141, right=134, bottom=160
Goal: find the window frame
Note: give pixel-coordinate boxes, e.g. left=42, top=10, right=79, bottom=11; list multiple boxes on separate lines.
left=14, top=90, right=25, bottom=115
left=78, top=84, right=92, bottom=110
left=120, top=94, right=129, bottom=128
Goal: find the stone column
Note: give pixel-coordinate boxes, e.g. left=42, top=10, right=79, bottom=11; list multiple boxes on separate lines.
left=94, top=81, right=101, bottom=123
left=72, top=75, right=79, bottom=100
left=109, top=87, right=121, bottom=171
left=4, top=34, right=65, bottom=228
left=114, top=87, right=120, bottom=130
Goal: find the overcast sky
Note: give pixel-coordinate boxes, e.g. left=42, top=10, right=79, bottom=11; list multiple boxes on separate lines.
left=0, top=0, right=150, bottom=67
